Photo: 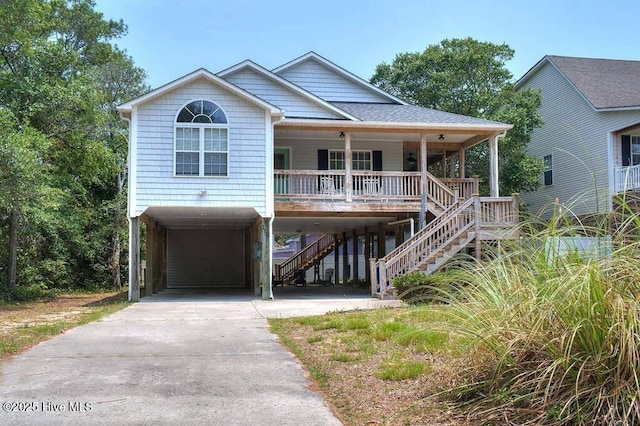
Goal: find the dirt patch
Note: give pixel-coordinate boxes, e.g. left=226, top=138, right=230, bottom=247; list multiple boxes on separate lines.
left=0, top=291, right=128, bottom=360
left=0, top=292, right=126, bottom=332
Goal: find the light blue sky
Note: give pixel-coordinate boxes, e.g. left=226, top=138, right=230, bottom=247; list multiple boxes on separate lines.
left=95, top=0, right=640, bottom=89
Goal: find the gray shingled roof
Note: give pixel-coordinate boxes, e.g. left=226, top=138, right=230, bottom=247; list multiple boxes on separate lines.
left=548, top=55, right=640, bottom=109
left=330, top=102, right=506, bottom=126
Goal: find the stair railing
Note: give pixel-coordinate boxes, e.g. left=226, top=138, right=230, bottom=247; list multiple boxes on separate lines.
left=372, top=197, right=476, bottom=296
left=274, top=234, right=335, bottom=282
left=424, top=171, right=458, bottom=210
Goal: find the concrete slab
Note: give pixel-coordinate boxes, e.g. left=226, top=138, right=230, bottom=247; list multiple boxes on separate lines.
left=0, top=290, right=402, bottom=425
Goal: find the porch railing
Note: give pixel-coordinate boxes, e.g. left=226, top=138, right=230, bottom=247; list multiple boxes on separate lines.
left=274, top=170, right=472, bottom=207
left=614, top=165, right=640, bottom=193
left=274, top=170, right=347, bottom=200
left=478, top=197, right=520, bottom=225
left=440, top=177, right=480, bottom=200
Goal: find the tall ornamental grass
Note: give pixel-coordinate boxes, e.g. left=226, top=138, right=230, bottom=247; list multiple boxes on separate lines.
left=438, top=204, right=640, bottom=425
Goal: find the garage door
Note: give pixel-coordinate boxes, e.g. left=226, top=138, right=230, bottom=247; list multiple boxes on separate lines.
left=167, top=229, right=245, bottom=288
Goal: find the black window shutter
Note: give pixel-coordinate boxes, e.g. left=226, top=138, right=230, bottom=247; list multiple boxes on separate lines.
left=372, top=151, right=383, bottom=171
left=622, top=135, right=631, bottom=167
left=318, top=149, right=329, bottom=170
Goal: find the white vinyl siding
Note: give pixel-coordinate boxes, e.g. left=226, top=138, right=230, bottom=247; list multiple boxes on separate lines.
left=275, top=138, right=402, bottom=171
left=223, top=68, right=342, bottom=119
left=167, top=229, right=245, bottom=288
left=519, top=61, right=640, bottom=216
left=134, top=78, right=268, bottom=216
left=276, top=58, right=392, bottom=103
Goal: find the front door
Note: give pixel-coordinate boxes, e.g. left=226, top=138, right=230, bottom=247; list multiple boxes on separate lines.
left=274, top=148, right=291, bottom=194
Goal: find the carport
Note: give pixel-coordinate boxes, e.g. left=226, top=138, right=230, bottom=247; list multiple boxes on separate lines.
left=130, top=206, right=273, bottom=301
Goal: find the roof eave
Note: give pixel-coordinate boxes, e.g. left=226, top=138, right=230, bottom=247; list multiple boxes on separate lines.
left=276, top=118, right=512, bottom=133
left=515, top=56, right=551, bottom=89
left=515, top=55, right=599, bottom=112
left=116, top=68, right=283, bottom=116
left=594, top=105, right=640, bottom=112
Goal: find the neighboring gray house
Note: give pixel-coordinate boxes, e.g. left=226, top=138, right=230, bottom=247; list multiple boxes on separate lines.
left=117, top=52, right=518, bottom=302
left=516, top=55, right=640, bottom=217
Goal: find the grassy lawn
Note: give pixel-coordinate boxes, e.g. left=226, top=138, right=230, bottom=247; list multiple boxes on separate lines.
left=270, top=306, right=471, bottom=426
left=0, top=291, right=130, bottom=360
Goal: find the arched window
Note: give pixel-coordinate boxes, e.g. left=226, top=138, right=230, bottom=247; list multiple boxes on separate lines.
left=175, top=100, right=228, bottom=176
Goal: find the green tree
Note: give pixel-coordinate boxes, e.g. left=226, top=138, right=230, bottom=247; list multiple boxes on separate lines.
left=0, top=111, right=55, bottom=293
left=371, top=37, right=543, bottom=195
left=0, top=0, right=147, bottom=295
left=92, top=51, right=148, bottom=289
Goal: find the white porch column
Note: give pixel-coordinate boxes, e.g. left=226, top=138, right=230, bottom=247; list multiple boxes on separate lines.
left=344, top=132, right=352, bottom=202
left=489, top=134, right=499, bottom=197
left=420, top=133, right=428, bottom=229
left=128, top=216, right=140, bottom=302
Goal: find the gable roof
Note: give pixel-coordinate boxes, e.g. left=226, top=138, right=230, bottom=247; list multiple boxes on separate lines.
left=117, top=68, right=282, bottom=115
left=331, top=102, right=506, bottom=126
left=517, top=55, right=640, bottom=110
left=272, top=51, right=408, bottom=105
left=217, top=60, right=358, bottom=120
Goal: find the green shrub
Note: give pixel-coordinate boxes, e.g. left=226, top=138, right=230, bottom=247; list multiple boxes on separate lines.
left=391, top=270, right=459, bottom=304
left=9, top=283, right=57, bottom=301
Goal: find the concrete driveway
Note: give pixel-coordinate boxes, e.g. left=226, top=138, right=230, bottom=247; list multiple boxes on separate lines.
left=0, top=290, right=400, bottom=425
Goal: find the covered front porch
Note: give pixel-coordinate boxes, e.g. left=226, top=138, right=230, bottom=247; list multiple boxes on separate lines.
left=273, top=123, right=505, bottom=216
left=270, top=121, right=519, bottom=298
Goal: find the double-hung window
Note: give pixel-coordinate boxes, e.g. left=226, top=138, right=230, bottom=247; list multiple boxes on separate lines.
left=175, top=100, right=228, bottom=177
left=328, top=150, right=372, bottom=170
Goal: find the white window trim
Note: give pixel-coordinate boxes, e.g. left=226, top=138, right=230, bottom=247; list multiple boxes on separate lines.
left=174, top=100, right=229, bottom=178
left=328, top=149, right=372, bottom=170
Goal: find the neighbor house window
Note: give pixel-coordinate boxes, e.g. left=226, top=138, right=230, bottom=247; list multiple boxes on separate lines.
left=175, top=100, right=228, bottom=176
left=328, top=150, right=371, bottom=170
left=543, top=154, right=553, bottom=186
left=632, top=136, right=640, bottom=166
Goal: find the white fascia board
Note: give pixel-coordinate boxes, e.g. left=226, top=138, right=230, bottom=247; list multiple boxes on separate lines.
left=272, top=51, right=409, bottom=106
left=593, top=105, right=640, bottom=112
left=515, top=55, right=550, bottom=90
left=517, top=56, right=640, bottom=112
left=218, top=60, right=359, bottom=121
left=516, top=56, right=605, bottom=113
left=117, top=68, right=283, bottom=117
left=276, top=118, right=513, bottom=133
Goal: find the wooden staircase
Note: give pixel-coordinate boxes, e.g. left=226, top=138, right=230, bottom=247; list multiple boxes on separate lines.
left=274, top=234, right=336, bottom=283
left=371, top=196, right=519, bottom=298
